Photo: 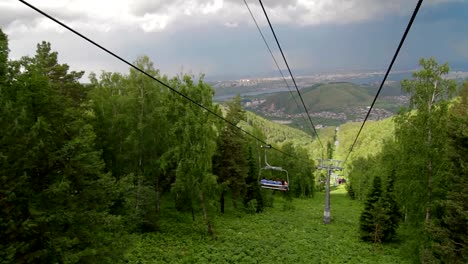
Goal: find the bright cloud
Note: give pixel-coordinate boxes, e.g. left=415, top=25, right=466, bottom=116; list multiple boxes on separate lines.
left=3, top=0, right=458, bottom=35
left=1, top=0, right=465, bottom=79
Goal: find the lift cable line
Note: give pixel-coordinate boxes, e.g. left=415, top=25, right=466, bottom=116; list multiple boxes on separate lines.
left=18, top=0, right=306, bottom=162
left=258, top=0, right=324, bottom=150
left=343, top=0, right=424, bottom=165
left=243, top=0, right=313, bottom=138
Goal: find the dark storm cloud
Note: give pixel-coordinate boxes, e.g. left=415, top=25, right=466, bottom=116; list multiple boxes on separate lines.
left=2, top=0, right=466, bottom=80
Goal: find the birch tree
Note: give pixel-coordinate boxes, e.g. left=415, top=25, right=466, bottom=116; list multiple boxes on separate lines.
left=395, top=58, right=456, bottom=224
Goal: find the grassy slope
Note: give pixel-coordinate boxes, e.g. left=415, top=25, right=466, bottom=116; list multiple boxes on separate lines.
left=244, top=111, right=312, bottom=145
left=334, top=97, right=462, bottom=165
left=124, top=112, right=406, bottom=264
left=244, top=111, right=336, bottom=159
left=335, top=118, right=395, bottom=166
left=125, top=186, right=409, bottom=263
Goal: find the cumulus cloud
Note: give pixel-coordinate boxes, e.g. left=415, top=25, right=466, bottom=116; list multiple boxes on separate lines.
left=3, top=0, right=458, bottom=35
left=1, top=0, right=463, bottom=79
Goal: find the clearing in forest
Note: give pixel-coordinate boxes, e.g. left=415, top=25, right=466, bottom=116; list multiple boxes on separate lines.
left=125, top=186, right=409, bottom=263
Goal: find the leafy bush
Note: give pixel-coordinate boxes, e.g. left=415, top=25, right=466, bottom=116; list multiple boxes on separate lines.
left=245, top=199, right=257, bottom=214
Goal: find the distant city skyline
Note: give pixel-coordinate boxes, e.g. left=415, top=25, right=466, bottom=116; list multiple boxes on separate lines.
left=2, top=0, right=468, bottom=81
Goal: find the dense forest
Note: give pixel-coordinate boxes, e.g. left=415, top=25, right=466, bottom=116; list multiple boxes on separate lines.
left=1, top=26, right=467, bottom=264
left=344, top=58, right=467, bottom=262
left=0, top=30, right=315, bottom=263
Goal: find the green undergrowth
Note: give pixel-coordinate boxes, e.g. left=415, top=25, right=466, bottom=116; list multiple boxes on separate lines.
left=125, top=187, right=410, bottom=263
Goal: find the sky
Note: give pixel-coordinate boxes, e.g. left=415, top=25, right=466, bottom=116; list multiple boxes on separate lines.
left=2, top=0, right=468, bottom=81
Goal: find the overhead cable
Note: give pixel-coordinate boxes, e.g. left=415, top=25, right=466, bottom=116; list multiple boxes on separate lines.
left=343, top=0, right=424, bottom=164
left=19, top=0, right=310, bottom=162
left=258, top=0, right=324, bottom=150
left=243, top=0, right=313, bottom=137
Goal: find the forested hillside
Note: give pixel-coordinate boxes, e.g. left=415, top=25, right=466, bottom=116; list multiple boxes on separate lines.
left=259, top=82, right=404, bottom=113
left=336, top=117, right=395, bottom=161
left=1, top=27, right=466, bottom=264
left=243, top=111, right=335, bottom=159
left=265, top=82, right=372, bottom=113
left=0, top=31, right=317, bottom=263
left=341, top=59, right=467, bottom=263
left=246, top=81, right=407, bottom=127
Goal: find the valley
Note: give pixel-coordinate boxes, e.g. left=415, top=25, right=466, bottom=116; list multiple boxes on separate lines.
left=213, top=79, right=409, bottom=129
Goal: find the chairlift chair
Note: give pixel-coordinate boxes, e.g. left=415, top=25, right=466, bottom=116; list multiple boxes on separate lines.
left=258, top=145, right=290, bottom=191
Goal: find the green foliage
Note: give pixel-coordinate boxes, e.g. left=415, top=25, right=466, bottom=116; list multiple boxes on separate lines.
left=360, top=176, right=384, bottom=242
left=169, top=74, right=221, bottom=237
left=258, top=82, right=404, bottom=125
left=381, top=170, right=401, bottom=241
left=0, top=29, right=8, bottom=82
left=346, top=58, right=463, bottom=261
left=278, top=143, right=316, bottom=198
left=346, top=183, right=356, bottom=199
left=245, top=199, right=258, bottom=214
left=0, top=37, right=126, bottom=263
left=33, top=41, right=87, bottom=105
left=243, top=111, right=335, bottom=166
left=395, top=58, right=456, bottom=225
left=244, top=111, right=312, bottom=145
left=5, top=30, right=466, bottom=264
left=213, top=95, right=249, bottom=212
left=266, top=82, right=373, bottom=113
left=426, top=81, right=468, bottom=263
left=260, top=188, right=275, bottom=208
left=336, top=118, right=395, bottom=162
left=125, top=189, right=409, bottom=264
left=358, top=164, right=402, bottom=244
left=89, top=56, right=174, bottom=232
left=244, top=146, right=264, bottom=213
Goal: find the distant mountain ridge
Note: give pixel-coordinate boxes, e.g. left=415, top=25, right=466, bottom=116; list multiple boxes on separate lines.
left=259, top=82, right=404, bottom=114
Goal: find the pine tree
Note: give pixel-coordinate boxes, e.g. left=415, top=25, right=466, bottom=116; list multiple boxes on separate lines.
left=360, top=176, right=386, bottom=242
left=359, top=173, right=401, bottom=243
left=280, top=143, right=315, bottom=198
left=0, top=37, right=125, bottom=263
left=0, top=29, right=8, bottom=83
left=381, top=170, right=401, bottom=241
left=244, top=146, right=263, bottom=213
left=213, top=94, right=248, bottom=212
left=346, top=183, right=355, bottom=200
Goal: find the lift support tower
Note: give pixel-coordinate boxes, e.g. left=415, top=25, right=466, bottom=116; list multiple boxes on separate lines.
left=317, top=159, right=343, bottom=224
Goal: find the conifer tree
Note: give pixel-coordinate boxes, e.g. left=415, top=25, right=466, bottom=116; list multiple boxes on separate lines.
left=360, top=176, right=386, bottom=242
left=381, top=169, right=401, bottom=241
left=244, top=146, right=263, bottom=212
left=346, top=183, right=356, bottom=200
left=213, top=95, right=248, bottom=212
left=359, top=174, right=401, bottom=243
left=0, top=29, right=7, bottom=83
left=0, top=37, right=125, bottom=263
